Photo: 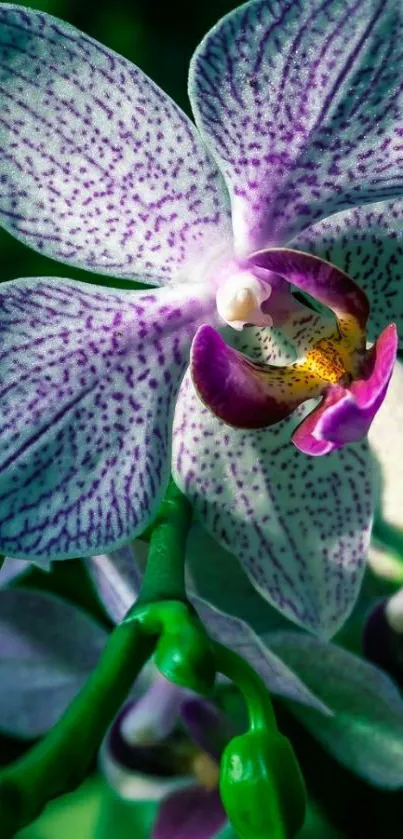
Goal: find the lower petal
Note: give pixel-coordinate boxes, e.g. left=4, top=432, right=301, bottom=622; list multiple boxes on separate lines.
left=0, top=277, right=214, bottom=560
left=190, top=324, right=324, bottom=429
left=173, top=372, right=374, bottom=637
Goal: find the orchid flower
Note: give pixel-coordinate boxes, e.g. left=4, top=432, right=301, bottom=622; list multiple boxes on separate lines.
left=0, top=1, right=402, bottom=636
left=2, top=544, right=403, bottom=797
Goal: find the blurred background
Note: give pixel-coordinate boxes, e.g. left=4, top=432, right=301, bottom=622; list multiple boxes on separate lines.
left=1, top=1, right=403, bottom=837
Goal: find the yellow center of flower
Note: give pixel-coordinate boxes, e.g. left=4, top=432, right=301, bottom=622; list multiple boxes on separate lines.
left=304, top=339, right=347, bottom=384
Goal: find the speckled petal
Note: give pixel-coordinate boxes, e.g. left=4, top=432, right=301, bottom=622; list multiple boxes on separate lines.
left=291, top=199, right=403, bottom=344
left=173, top=372, right=374, bottom=637
left=0, top=6, right=232, bottom=283
left=293, top=323, right=398, bottom=455
left=0, top=277, right=214, bottom=561
left=190, top=324, right=324, bottom=428
left=189, top=0, right=403, bottom=252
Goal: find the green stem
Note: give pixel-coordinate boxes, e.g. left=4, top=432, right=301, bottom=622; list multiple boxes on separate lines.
left=0, top=608, right=156, bottom=838
left=137, top=479, right=192, bottom=605
left=213, top=641, right=277, bottom=733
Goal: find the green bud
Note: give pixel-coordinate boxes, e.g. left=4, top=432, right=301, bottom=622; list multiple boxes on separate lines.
left=219, top=730, right=306, bottom=839
left=130, top=601, right=216, bottom=695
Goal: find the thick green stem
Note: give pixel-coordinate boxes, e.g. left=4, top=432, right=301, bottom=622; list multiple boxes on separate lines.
left=0, top=609, right=155, bottom=838
left=137, top=479, right=192, bottom=605
left=213, top=641, right=277, bottom=733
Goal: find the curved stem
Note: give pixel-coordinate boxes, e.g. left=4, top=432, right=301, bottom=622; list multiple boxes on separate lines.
left=137, top=479, right=192, bottom=605
left=213, top=641, right=277, bottom=733
left=0, top=609, right=156, bottom=838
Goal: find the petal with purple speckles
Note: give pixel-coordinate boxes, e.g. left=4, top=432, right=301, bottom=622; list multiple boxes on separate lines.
left=190, top=324, right=325, bottom=429
left=0, top=587, right=107, bottom=738
left=189, top=0, right=403, bottom=252
left=173, top=371, right=374, bottom=637
left=153, top=786, right=227, bottom=839
left=293, top=323, right=398, bottom=455
left=291, top=199, right=403, bottom=344
left=0, top=277, right=214, bottom=561
left=0, top=6, right=232, bottom=283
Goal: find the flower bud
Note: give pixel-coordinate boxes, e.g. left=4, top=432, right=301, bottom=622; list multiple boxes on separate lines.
left=219, top=730, right=306, bottom=839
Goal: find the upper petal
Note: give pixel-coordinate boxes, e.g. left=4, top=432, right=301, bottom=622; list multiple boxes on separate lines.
left=0, top=277, right=214, bottom=560
left=0, top=587, right=107, bottom=738
left=173, top=372, right=374, bottom=637
left=0, top=6, right=232, bottom=283
left=189, top=0, right=403, bottom=252
left=291, top=199, right=403, bottom=344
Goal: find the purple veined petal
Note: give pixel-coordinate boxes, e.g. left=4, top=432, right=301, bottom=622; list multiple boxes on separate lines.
left=189, top=594, right=330, bottom=715
left=0, top=277, right=215, bottom=561
left=266, top=630, right=403, bottom=788
left=291, top=199, right=403, bottom=344
left=369, top=360, right=403, bottom=529
left=173, top=371, right=374, bottom=638
left=189, top=0, right=403, bottom=253
left=86, top=547, right=142, bottom=624
left=0, top=587, right=107, bottom=737
left=293, top=322, right=398, bottom=455
left=0, top=556, right=32, bottom=586
left=152, top=786, right=227, bottom=839
left=190, top=324, right=325, bottom=428
left=0, top=6, right=232, bottom=283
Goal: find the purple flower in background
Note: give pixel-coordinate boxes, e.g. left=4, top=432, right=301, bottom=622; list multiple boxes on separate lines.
left=101, top=678, right=231, bottom=839
left=0, top=1, right=402, bottom=633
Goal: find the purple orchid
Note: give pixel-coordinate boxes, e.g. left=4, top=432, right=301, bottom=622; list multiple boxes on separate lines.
left=0, top=2, right=402, bottom=635
left=101, top=678, right=230, bottom=839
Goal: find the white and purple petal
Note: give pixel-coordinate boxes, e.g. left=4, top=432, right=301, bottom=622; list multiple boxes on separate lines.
left=173, top=372, right=374, bottom=637
left=0, top=5, right=232, bottom=282
left=189, top=0, right=403, bottom=252
left=292, top=199, right=403, bottom=343
left=0, top=277, right=214, bottom=561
